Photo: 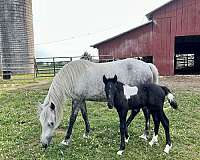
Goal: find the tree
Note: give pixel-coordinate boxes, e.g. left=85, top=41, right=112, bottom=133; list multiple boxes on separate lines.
left=80, top=52, right=92, bottom=61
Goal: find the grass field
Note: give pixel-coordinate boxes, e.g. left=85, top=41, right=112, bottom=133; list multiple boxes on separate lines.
left=0, top=79, right=200, bottom=160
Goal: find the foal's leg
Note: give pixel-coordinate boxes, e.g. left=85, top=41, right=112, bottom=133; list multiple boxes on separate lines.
left=126, top=109, right=139, bottom=142
left=61, top=99, right=80, bottom=145
left=80, top=100, right=91, bottom=138
left=149, top=111, right=160, bottom=146
left=126, top=109, right=140, bottom=127
left=160, top=111, right=172, bottom=154
left=139, top=108, right=150, bottom=140
left=117, top=109, right=128, bottom=155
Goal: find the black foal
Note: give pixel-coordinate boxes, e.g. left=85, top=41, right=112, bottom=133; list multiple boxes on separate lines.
left=103, top=75, right=177, bottom=155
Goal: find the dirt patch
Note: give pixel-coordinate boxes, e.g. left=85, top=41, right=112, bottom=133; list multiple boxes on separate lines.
left=159, top=75, right=200, bottom=92
left=3, top=79, right=51, bottom=92
left=2, top=75, right=200, bottom=92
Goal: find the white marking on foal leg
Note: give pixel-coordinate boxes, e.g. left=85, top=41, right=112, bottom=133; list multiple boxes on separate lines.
left=164, top=144, right=172, bottom=154
left=83, top=132, right=90, bottom=138
left=117, top=150, right=124, bottom=156
left=60, top=138, right=71, bottom=146
left=149, top=134, right=158, bottom=146
left=125, top=136, right=129, bottom=143
left=139, top=133, right=148, bottom=141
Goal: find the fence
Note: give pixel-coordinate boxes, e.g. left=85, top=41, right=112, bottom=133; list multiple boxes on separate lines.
left=0, top=55, right=114, bottom=80
left=35, top=57, right=75, bottom=77
left=35, top=55, right=114, bottom=77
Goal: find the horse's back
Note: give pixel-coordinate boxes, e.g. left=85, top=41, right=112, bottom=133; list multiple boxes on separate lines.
left=75, top=58, right=154, bottom=101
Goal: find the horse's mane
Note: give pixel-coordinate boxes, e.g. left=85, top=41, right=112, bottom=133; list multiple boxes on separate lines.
left=43, top=60, right=94, bottom=127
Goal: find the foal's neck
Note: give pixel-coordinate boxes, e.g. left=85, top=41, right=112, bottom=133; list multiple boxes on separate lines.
left=115, top=81, right=126, bottom=99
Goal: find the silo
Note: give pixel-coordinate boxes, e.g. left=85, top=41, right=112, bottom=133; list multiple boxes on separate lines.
left=0, top=0, right=34, bottom=79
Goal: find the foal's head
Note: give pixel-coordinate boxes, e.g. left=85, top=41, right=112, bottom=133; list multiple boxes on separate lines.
left=38, top=102, right=56, bottom=148
left=103, top=75, right=118, bottom=109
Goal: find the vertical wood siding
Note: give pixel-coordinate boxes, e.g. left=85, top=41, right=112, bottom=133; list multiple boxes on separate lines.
left=96, top=0, right=200, bottom=75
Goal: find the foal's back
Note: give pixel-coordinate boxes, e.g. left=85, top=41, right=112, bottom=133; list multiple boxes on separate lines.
left=131, top=83, right=166, bottom=110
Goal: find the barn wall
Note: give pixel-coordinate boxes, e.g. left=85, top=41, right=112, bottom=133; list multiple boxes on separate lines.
left=98, top=23, right=153, bottom=59
left=96, top=0, right=200, bottom=75
left=152, top=0, right=200, bottom=75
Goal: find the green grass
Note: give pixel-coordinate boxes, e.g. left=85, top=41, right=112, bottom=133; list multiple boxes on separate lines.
left=0, top=81, right=200, bottom=159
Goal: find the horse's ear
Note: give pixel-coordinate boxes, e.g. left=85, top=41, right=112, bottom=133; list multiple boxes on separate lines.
left=103, top=75, right=107, bottom=84
left=113, top=75, right=117, bottom=82
left=50, top=102, right=55, bottom=110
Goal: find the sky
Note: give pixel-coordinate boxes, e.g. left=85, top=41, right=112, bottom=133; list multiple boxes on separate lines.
left=32, top=0, right=171, bottom=57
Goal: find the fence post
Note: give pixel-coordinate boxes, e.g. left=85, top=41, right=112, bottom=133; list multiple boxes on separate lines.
left=53, top=57, right=56, bottom=76
left=34, top=58, right=37, bottom=78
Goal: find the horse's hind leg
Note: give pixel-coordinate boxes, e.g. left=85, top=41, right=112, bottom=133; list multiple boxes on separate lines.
left=160, top=111, right=172, bottom=154
left=61, top=99, right=80, bottom=145
left=80, top=100, right=91, bottom=138
left=139, top=108, right=150, bottom=140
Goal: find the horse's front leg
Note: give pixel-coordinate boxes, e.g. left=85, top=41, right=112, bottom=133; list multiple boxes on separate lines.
left=61, top=99, right=80, bottom=145
left=80, top=100, right=91, bottom=138
left=139, top=107, right=150, bottom=141
left=117, top=109, right=128, bottom=156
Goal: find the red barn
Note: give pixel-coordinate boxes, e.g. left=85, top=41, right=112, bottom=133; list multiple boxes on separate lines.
left=92, top=0, right=200, bottom=75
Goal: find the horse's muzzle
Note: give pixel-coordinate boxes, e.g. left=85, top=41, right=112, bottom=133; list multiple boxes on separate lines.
left=107, top=102, right=113, bottom=109
left=41, top=136, right=52, bottom=149
left=42, top=143, right=48, bottom=149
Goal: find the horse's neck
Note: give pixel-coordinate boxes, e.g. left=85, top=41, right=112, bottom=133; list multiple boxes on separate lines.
left=47, top=83, right=66, bottom=108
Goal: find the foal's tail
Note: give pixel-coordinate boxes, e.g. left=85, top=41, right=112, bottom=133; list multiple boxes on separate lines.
left=148, top=63, right=159, bottom=84
left=160, top=86, right=178, bottom=109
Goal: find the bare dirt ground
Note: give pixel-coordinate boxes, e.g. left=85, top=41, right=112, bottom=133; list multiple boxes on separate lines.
left=159, top=75, right=200, bottom=92
left=2, top=75, right=200, bottom=92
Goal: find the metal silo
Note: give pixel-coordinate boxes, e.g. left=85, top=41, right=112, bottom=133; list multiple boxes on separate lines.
left=0, top=0, right=34, bottom=79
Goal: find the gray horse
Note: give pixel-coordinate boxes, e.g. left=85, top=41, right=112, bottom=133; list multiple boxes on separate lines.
left=38, top=58, right=159, bottom=148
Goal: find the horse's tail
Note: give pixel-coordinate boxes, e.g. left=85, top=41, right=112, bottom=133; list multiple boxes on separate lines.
left=160, top=86, right=178, bottom=109
left=148, top=63, right=159, bottom=84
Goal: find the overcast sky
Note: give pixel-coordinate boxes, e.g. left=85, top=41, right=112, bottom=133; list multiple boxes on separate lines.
left=32, top=0, right=171, bottom=57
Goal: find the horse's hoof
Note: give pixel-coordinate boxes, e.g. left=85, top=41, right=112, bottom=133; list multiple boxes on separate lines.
left=60, top=139, right=71, bottom=146
left=149, top=134, right=158, bottom=146
left=125, top=136, right=130, bottom=143
left=164, top=144, right=172, bottom=154
left=139, top=134, right=148, bottom=141
left=83, top=133, right=90, bottom=138
left=117, top=150, right=124, bottom=156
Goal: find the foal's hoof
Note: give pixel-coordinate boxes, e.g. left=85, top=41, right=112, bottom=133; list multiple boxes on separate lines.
left=83, top=133, right=90, bottom=139
left=139, top=134, right=148, bottom=141
left=149, top=135, right=158, bottom=146
left=60, top=139, right=71, bottom=146
left=125, top=136, right=130, bottom=143
left=117, top=150, right=124, bottom=156
left=125, top=137, right=129, bottom=143
left=164, top=144, right=172, bottom=154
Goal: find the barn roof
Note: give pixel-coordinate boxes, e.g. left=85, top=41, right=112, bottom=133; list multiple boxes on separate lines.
left=146, top=0, right=174, bottom=20
left=91, top=21, right=152, bottom=48
left=91, top=0, right=175, bottom=48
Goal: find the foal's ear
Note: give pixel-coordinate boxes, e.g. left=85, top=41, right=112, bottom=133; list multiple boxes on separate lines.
left=113, top=75, right=117, bottom=82
left=103, top=75, right=107, bottom=84
left=50, top=102, right=55, bottom=110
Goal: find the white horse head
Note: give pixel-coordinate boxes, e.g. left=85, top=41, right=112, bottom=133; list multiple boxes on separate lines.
left=38, top=102, right=56, bottom=148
